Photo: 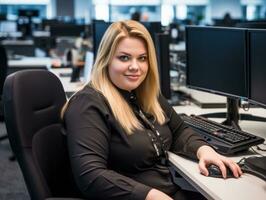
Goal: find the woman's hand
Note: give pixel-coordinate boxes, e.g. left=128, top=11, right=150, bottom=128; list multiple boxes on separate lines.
left=145, top=189, right=173, bottom=200
left=196, top=145, right=243, bottom=178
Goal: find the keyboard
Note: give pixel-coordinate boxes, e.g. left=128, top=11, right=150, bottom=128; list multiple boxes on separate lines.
left=180, top=114, right=265, bottom=155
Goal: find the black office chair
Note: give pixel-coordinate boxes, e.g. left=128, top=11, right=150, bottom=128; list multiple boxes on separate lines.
left=0, top=44, right=8, bottom=141
left=3, top=70, right=85, bottom=200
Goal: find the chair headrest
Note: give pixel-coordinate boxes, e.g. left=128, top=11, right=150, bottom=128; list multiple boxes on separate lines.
left=3, top=69, right=67, bottom=147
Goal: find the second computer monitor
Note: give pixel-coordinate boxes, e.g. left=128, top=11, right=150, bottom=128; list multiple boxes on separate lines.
left=249, top=29, right=266, bottom=108
left=92, top=20, right=111, bottom=57
left=186, top=26, right=248, bottom=99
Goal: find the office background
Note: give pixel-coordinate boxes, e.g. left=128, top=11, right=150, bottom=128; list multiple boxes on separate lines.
left=1, top=0, right=266, bottom=199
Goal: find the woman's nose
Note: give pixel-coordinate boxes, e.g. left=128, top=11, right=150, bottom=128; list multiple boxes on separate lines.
left=129, top=59, right=139, bottom=71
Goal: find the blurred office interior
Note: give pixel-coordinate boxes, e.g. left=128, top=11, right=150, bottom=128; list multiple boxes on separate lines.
left=1, top=0, right=266, bottom=94
left=1, top=0, right=266, bottom=199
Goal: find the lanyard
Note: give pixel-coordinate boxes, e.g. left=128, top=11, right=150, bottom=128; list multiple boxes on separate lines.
left=137, top=109, right=168, bottom=162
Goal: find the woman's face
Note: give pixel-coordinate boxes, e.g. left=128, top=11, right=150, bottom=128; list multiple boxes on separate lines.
left=108, top=37, right=148, bottom=92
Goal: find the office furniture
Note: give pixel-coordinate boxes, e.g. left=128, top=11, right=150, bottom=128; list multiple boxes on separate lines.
left=155, top=33, right=171, bottom=99
left=0, top=44, right=8, bottom=140
left=236, top=21, right=266, bottom=29
left=3, top=70, right=85, bottom=200
left=170, top=104, right=266, bottom=200
left=49, top=68, right=84, bottom=97
left=8, top=57, right=51, bottom=75
left=169, top=41, right=185, bottom=52
left=1, top=39, right=36, bottom=57
left=179, top=86, right=226, bottom=108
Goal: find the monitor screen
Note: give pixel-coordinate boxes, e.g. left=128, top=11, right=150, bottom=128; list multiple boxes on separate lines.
left=186, top=26, right=248, bottom=99
left=236, top=21, right=266, bottom=29
left=92, top=21, right=111, bottom=57
left=50, top=24, right=85, bottom=37
left=18, top=9, right=39, bottom=18
left=142, top=21, right=162, bottom=42
left=249, top=29, right=266, bottom=108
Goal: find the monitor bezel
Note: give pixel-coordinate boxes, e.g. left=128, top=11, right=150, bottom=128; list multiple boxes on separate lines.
left=247, top=29, right=266, bottom=109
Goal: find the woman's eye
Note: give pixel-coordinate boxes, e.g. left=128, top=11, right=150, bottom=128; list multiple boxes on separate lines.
left=118, top=55, right=130, bottom=61
left=139, top=56, right=147, bottom=62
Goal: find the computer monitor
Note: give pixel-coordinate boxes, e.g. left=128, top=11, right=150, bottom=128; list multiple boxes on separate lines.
left=236, top=21, right=266, bottom=29
left=154, top=33, right=171, bottom=99
left=92, top=20, right=111, bottom=57
left=18, top=9, right=39, bottom=18
left=248, top=29, right=266, bottom=108
left=50, top=24, right=85, bottom=37
left=186, top=26, right=248, bottom=126
left=142, top=21, right=162, bottom=42
left=186, top=26, right=248, bottom=98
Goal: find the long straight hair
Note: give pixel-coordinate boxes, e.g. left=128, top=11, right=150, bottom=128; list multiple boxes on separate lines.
left=62, top=20, right=165, bottom=135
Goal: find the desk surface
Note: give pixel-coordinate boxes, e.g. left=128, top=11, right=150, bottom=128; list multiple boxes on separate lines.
left=170, top=105, right=266, bottom=200
left=8, top=57, right=52, bottom=68
left=49, top=68, right=85, bottom=95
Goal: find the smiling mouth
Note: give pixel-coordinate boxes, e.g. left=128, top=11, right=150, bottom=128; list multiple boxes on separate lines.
left=126, top=75, right=140, bottom=77
left=125, top=75, right=140, bottom=80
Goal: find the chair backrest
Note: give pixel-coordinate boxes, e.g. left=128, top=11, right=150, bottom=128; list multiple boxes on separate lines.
left=3, top=70, right=83, bottom=200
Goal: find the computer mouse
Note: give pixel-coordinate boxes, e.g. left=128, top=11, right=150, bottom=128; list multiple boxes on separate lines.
left=207, top=164, right=235, bottom=178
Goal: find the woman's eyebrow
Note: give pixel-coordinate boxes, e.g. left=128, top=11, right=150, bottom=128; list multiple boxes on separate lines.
left=117, top=51, right=131, bottom=55
left=139, top=53, right=147, bottom=56
left=117, top=51, right=147, bottom=56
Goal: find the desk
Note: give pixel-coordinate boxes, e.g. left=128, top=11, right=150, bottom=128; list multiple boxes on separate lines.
left=8, top=57, right=83, bottom=96
left=170, top=105, right=266, bottom=200
left=8, top=57, right=52, bottom=74
left=178, top=87, right=227, bottom=108
left=49, top=68, right=85, bottom=97
left=170, top=42, right=186, bottom=52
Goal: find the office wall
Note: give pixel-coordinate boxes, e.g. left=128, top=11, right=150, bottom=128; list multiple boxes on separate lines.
left=56, top=0, right=74, bottom=17
left=74, top=0, right=93, bottom=23
left=209, top=0, right=242, bottom=18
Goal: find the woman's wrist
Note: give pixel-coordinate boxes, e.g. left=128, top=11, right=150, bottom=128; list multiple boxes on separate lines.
left=196, top=145, right=215, bottom=160
left=145, top=188, right=173, bottom=200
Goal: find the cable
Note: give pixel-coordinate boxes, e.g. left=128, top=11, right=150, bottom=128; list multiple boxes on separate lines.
left=250, top=147, right=264, bottom=156
left=256, top=145, right=266, bottom=152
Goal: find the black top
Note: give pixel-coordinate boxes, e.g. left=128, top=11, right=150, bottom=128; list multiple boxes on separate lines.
left=63, top=85, right=208, bottom=200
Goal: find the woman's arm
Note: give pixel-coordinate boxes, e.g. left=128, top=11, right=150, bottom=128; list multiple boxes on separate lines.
left=145, top=189, right=173, bottom=200
left=158, top=95, right=208, bottom=160
left=158, top=94, right=242, bottom=178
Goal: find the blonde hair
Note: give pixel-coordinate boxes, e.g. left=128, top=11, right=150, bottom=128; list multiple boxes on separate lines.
left=62, top=20, right=165, bottom=135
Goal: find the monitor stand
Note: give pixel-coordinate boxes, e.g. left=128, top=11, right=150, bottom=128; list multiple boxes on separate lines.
left=70, top=67, right=81, bottom=82
left=200, top=98, right=266, bottom=130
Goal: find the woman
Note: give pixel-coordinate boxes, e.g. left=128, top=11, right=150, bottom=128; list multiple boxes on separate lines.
left=62, top=20, right=242, bottom=200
